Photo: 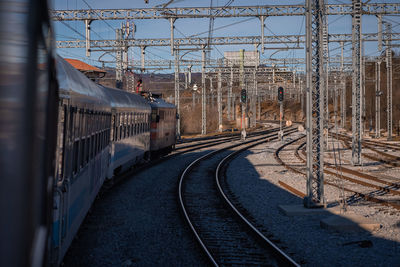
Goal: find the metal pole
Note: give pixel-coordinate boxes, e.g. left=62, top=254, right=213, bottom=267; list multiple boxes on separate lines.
left=228, top=66, right=233, bottom=120
left=140, top=46, right=146, bottom=72
left=261, top=15, right=265, bottom=54
left=361, top=40, right=366, bottom=136
left=170, top=18, right=175, bottom=56
left=85, top=19, right=92, bottom=57
left=376, top=61, right=381, bottom=138
left=340, top=41, right=346, bottom=128
left=300, top=79, right=304, bottom=118
left=174, top=48, right=180, bottom=137
left=305, top=0, right=325, bottom=208
left=378, top=15, right=383, bottom=52
left=351, top=0, right=362, bottom=166
left=218, top=70, right=222, bottom=132
left=209, top=77, right=213, bottom=107
left=279, top=100, right=283, bottom=140
left=252, top=68, right=257, bottom=127
left=201, top=45, right=206, bottom=135
left=334, top=75, right=338, bottom=130
left=240, top=49, right=246, bottom=138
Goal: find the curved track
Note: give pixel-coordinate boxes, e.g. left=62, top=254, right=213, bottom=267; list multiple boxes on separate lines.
left=274, top=136, right=400, bottom=211
left=179, top=127, right=299, bottom=266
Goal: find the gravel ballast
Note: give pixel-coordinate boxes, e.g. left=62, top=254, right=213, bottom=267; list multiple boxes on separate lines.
left=226, top=130, right=400, bottom=266
left=62, top=149, right=215, bottom=266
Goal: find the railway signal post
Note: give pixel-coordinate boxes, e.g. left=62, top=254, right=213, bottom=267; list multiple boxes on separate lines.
left=241, top=88, right=247, bottom=140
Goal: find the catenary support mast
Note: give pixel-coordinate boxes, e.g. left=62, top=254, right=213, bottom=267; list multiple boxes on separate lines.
left=305, top=0, right=325, bottom=208
left=351, top=0, right=362, bottom=166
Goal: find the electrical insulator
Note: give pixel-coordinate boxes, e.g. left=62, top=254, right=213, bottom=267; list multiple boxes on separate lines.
left=240, top=89, right=247, bottom=103
left=278, top=87, right=284, bottom=102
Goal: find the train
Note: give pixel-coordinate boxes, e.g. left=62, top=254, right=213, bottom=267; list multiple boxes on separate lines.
left=0, top=1, right=177, bottom=265
left=52, top=56, right=176, bottom=264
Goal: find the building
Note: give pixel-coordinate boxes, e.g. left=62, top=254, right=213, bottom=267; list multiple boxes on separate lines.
left=64, top=58, right=106, bottom=82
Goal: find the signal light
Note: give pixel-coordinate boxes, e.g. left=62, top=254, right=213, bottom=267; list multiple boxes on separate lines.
left=278, top=87, right=284, bottom=102
left=240, top=89, right=247, bottom=103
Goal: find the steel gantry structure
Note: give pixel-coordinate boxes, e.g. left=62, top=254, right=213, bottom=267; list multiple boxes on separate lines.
left=304, top=0, right=326, bottom=208
left=352, top=0, right=362, bottom=166
left=56, top=33, right=400, bottom=49
left=53, top=2, right=400, bottom=181
left=52, top=3, right=400, bottom=21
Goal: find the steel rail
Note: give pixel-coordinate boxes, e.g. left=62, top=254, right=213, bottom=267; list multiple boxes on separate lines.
left=274, top=137, right=400, bottom=211
left=178, top=127, right=297, bottom=266
left=215, top=134, right=300, bottom=267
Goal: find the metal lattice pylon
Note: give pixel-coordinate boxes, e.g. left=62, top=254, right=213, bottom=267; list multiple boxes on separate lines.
left=305, top=0, right=325, bottom=208
left=385, top=23, right=393, bottom=140
left=322, top=13, right=329, bottom=144
left=351, top=0, right=362, bottom=166
left=116, top=28, right=123, bottom=88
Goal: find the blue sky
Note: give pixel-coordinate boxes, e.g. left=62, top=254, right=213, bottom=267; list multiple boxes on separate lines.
left=52, top=0, right=400, bottom=72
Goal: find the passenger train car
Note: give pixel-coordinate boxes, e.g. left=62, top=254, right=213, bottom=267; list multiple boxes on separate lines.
left=0, top=1, right=177, bottom=262
left=144, top=93, right=177, bottom=156
left=51, top=57, right=176, bottom=265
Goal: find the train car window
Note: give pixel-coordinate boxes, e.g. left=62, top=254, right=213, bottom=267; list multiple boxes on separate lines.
left=57, top=104, right=67, bottom=180
left=100, top=132, right=103, bottom=151
left=140, top=113, right=142, bottom=132
left=114, top=114, right=118, bottom=141
left=85, top=135, right=90, bottom=163
left=133, top=113, right=136, bottom=135
left=95, top=133, right=99, bottom=155
left=90, top=134, right=94, bottom=159
left=95, top=128, right=98, bottom=152
left=111, top=114, right=115, bottom=141
left=73, top=141, right=79, bottom=174
left=97, top=132, right=101, bottom=153
left=81, top=138, right=85, bottom=167
left=128, top=113, right=132, bottom=137
left=123, top=113, right=126, bottom=139
left=102, top=130, right=107, bottom=149
left=80, top=110, right=84, bottom=139
left=83, top=111, right=87, bottom=137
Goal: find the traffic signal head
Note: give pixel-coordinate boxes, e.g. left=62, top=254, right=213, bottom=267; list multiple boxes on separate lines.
left=278, top=87, right=284, bottom=102
left=240, top=89, right=247, bottom=103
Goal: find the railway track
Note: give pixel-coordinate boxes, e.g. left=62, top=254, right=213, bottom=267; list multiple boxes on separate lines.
left=179, top=127, right=299, bottom=266
left=331, top=132, right=400, bottom=167
left=274, top=136, right=400, bottom=211
left=175, top=126, right=284, bottom=153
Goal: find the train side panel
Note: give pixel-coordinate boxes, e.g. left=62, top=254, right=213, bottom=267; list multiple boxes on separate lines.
left=101, top=87, right=151, bottom=178
left=52, top=57, right=111, bottom=265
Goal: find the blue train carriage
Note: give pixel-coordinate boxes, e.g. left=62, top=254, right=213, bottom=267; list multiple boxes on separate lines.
left=144, top=93, right=177, bottom=156
left=52, top=56, right=112, bottom=264
left=100, top=86, right=151, bottom=177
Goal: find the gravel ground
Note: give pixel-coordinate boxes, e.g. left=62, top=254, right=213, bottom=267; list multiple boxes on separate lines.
left=226, top=130, right=400, bottom=267
left=62, top=149, right=215, bottom=266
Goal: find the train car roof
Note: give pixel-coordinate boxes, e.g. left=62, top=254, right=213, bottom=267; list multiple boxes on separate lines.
left=56, top=55, right=110, bottom=107
left=147, top=96, right=176, bottom=109
left=99, top=86, right=150, bottom=111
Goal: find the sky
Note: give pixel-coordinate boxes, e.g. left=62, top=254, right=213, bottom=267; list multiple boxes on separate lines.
left=52, top=0, right=400, bottom=73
